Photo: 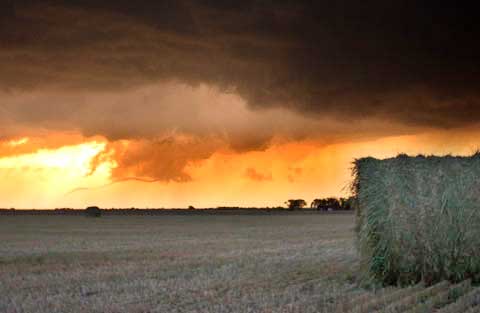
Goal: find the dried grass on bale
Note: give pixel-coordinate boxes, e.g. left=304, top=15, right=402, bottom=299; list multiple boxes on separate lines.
left=353, top=153, right=480, bottom=286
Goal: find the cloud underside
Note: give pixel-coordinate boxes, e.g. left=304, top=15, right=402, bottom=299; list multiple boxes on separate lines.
left=1, top=1, right=480, bottom=182
left=2, top=1, right=480, bottom=127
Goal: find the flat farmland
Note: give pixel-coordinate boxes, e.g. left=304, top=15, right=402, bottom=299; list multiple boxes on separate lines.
left=0, top=213, right=358, bottom=313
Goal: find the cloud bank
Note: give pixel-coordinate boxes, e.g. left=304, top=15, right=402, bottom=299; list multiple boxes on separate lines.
left=2, top=1, right=480, bottom=127
left=1, top=1, right=479, bottom=182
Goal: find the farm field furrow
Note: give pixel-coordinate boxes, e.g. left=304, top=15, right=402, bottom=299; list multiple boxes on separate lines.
left=334, top=280, right=480, bottom=313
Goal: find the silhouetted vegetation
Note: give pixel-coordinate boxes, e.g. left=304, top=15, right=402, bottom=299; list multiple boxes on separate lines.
left=310, top=197, right=354, bottom=211
left=0, top=205, right=354, bottom=216
left=285, top=199, right=307, bottom=210
left=85, top=206, right=102, bottom=217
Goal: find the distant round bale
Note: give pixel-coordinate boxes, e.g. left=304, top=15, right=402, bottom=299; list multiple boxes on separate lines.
left=85, top=206, right=102, bottom=217
left=353, top=153, right=480, bottom=286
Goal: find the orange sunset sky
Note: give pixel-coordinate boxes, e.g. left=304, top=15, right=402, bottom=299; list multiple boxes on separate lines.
left=1, top=2, right=480, bottom=208
left=1, top=83, right=479, bottom=208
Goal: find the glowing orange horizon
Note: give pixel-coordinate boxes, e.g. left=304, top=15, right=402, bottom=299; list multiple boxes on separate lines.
left=0, top=129, right=479, bottom=209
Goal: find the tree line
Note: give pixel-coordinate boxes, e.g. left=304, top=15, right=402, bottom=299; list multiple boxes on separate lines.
left=1, top=200, right=355, bottom=217
left=285, top=197, right=355, bottom=211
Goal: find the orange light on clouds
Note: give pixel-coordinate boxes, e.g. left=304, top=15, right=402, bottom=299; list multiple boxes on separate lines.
left=1, top=127, right=480, bottom=209
left=6, top=137, right=29, bottom=147
left=0, top=139, right=116, bottom=208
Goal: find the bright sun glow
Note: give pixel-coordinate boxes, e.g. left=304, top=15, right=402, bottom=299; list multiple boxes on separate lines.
left=0, top=140, right=116, bottom=208
left=0, top=141, right=109, bottom=175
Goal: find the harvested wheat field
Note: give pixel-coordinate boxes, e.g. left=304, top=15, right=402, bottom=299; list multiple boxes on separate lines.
left=1, top=213, right=359, bottom=313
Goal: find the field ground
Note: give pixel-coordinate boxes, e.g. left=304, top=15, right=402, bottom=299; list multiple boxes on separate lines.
left=1, top=213, right=358, bottom=312
left=3, top=213, right=479, bottom=313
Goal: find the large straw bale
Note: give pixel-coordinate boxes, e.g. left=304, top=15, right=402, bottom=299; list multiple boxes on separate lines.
left=353, top=153, right=480, bottom=285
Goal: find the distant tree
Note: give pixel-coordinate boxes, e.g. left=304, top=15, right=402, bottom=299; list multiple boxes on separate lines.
left=85, top=206, right=102, bottom=217
left=188, top=205, right=195, bottom=210
left=328, top=198, right=341, bottom=210
left=286, top=199, right=307, bottom=210
left=339, top=197, right=355, bottom=210
left=311, top=198, right=325, bottom=210
left=339, top=197, right=349, bottom=210
left=310, top=197, right=356, bottom=211
left=311, top=198, right=342, bottom=211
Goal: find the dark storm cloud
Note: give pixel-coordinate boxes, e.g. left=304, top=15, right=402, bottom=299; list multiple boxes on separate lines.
left=1, top=1, right=480, bottom=128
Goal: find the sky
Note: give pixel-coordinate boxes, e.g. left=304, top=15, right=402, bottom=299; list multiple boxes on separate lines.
left=1, top=1, right=480, bottom=208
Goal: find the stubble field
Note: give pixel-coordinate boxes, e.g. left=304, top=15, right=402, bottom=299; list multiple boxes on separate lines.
left=0, top=213, right=359, bottom=313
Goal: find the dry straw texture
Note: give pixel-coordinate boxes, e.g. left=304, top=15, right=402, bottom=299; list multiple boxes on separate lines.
left=353, top=153, right=480, bottom=286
